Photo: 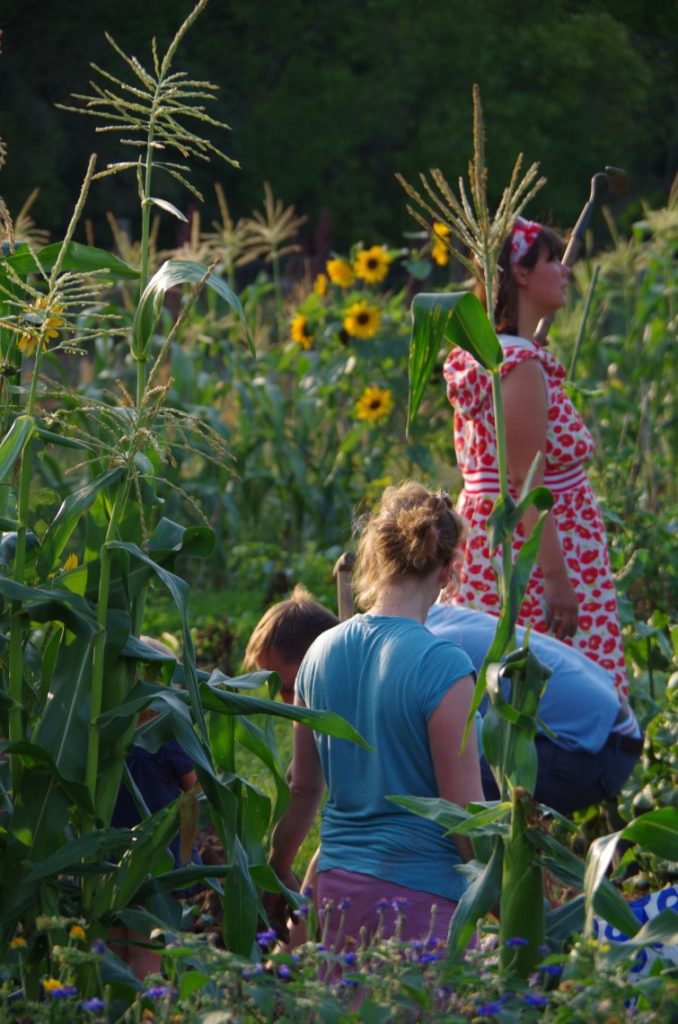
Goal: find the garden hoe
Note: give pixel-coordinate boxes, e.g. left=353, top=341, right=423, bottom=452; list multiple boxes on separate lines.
left=534, top=165, right=629, bottom=345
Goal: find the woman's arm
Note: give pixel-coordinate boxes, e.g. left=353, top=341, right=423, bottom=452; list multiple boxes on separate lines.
left=268, top=701, right=325, bottom=884
left=265, top=700, right=325, bottom=938
left=427, top=675, right=484, bottom=864
left=501, top=359, right=578, bottom=639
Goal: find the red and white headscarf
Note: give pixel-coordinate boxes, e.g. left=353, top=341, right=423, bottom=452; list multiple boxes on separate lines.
left=509, top=217, right=542, bottom=265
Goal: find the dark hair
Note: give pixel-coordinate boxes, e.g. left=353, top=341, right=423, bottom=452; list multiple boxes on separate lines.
left=354, top=481, right=464, bottom=610
left=243, top=585, right=339, bottom=668
left=475, top=226, right=564, bottom=335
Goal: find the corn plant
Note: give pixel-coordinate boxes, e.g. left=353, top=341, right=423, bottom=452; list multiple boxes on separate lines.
left=0, top=1, right=365, bottom=1002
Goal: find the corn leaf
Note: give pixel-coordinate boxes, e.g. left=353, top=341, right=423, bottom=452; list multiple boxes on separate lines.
left=407, top=291, right=502, bottom=431
left=132, top=258, right=252, bottom=359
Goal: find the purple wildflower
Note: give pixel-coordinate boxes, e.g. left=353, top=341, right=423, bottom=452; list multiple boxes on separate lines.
left=505, top=936, right=529, bottom=948
left=302, top=885, right=314, bottom=899
left=90, top=939, right=107, bottom=955
left=476, top=1002, right=503, bottom=1017
left=277, top=965, right=292, bottom=979
left=377, top=898, right=389, bottom=912
left=524, top=994, right=549, bottom=1007
left=343, top=951, right=357, bottom=966
left=242, top=964, right=264, bottom=981
left=146, top=985, right=171, bottom=999
left=417, top=951, right=440, bottom=964
left=81, top=998, right=105, bottom=1012
left=542, top=963, right=563, bottom=976
left=255, top=928, right=277, bottom=947
left=337, top=898, right=351, bottom=912
left=50, top=986, right=78, bottom=1000
left=391, top=898, right=408, bottom=913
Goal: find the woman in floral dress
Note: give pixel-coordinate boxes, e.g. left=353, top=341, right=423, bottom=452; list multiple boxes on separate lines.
left=439, top=218, right=627, bottom=694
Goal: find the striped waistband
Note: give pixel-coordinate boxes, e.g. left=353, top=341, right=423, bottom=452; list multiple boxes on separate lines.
left=463, top=465, right=587, bottom=496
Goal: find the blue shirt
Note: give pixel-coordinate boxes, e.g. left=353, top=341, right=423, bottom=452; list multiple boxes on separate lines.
left=425, top=604, right=638, bottom=752
left=296, top=614, right=474, bottom=900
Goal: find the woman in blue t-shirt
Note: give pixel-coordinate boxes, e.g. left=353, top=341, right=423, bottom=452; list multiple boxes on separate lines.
left=267, top=482, right=483, bottom=947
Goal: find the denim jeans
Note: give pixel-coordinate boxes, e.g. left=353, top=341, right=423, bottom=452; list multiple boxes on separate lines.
left=480, top=734, right=641, bottom=815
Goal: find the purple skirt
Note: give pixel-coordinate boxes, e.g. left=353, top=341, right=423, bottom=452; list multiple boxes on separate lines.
left=317, top=868, right=459, bottom=949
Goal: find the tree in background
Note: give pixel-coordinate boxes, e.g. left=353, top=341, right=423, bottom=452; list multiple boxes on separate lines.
left=0, top=0, right=675, bottom=252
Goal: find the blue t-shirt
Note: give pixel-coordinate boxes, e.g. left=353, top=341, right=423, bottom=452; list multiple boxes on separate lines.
left=296, top=614, right=474, bottom=901
left=425, top=604, right=638, bottom=752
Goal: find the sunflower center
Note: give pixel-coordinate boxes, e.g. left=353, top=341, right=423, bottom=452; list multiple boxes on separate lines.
left=369, top=399, right=381, bottom=410
left=367, top=258, right=378, bottom=269
left=357, top=312, right=369, bottom=324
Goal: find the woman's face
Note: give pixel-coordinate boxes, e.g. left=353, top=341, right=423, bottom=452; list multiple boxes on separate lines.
left=518, top=245, right=570, bottom=316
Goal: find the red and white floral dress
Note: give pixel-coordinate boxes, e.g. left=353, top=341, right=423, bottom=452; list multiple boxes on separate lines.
left=440, top=335, right=628, bottom=694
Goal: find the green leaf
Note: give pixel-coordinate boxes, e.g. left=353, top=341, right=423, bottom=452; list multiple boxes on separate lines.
left=37, top=467, right=124, bottom=578
left=0, top=577, right=98, bottom=639
left=2, top=241, right=138, bottom=279
left=221, top=836, right=259, bottom=956
left=147, top=197, right=188, bottom=221
left=584, top=831, right=620, bottom=935
left=108, top=541, right=208, bottom=742
left=444, top=841, right=503, bottom=964
left=620, top=807, right=678, bottom=860
left=22, top=829, right=132, bottom=884
left=199, top=681, right=371, bottom=748
left=132, top=259, right=253, bottom=359
left=148, top=517, right=215, bottom=560
left=407, top=291, right=502, bottom=431
left=0, top=415, right=36, bottom=483
left=387, top=795, right=510, bottom=837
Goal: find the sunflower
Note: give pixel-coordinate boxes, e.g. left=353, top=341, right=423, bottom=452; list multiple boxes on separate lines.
left=432, top=222, right=451, bottom=266
left=355, top=386, right=393, bottom=422
left=18, top=296, right=64, bottom=356
left=343, top=300, right=380, bottom=339
left=353, top=245, right=391, bottom=284
left=326, top=257, right=354, bottom=288
left=314, top=272, right=328, bottom=296
left=290, top=313, right=313, bottom=349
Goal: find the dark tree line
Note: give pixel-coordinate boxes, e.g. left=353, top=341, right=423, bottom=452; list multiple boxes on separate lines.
left=1, top=0, right=676, bottom=254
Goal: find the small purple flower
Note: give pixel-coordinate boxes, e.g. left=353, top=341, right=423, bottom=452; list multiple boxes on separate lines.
left=377, top=898, right=389, bottom=912
left=476, top=1002, right=503, bottom=1017
left=90, top=939, right=107, bottom=955
left=277, top=965, right=292, bottom=979
left=50, top=986, right=78, bottom=1000
left=505, top=936, right=529, bottom=948
left=542, top=963, right=563, bottom=976
left=343, top=951, right=357, bottom=966
left=81, top=998, right=105, bottom=1012
left=315, top=943, right=326, bottom=951
left=391, top=898, right=408, bottom=913
left=341, top=978, right=358, bottom=989
left=523, top=994, right=549, bottom=1007
left=337, top=898, right=351, bottom=912
left=296, top=904, right=310, bottom=919
left=242, top=963, right=264, bottom=981
left=255, top=928, right=277, bottom=947
left=417, top=951, right=440, bottom=964
left=302, top=885, right=314, bottom=899
left=146, top=985, right=171, bottom=999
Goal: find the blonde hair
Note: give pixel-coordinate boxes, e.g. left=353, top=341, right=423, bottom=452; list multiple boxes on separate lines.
left=243, top=584, right=339, bottom=670
left=353, top=481, right=464, bottom=610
